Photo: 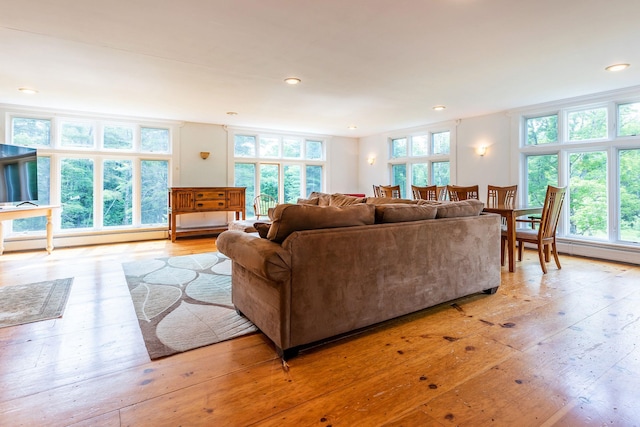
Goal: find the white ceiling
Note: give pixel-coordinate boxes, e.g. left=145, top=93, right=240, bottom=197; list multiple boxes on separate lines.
left=1, top=0, right=639, bottom=137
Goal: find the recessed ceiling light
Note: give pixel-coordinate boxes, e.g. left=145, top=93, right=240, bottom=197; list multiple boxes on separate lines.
left=284, top=77, right=301, bottom=85
left=18, top=87, right=38, bottom=94
left=226, top=111, right=238, bottom=115
left=433, top=105, right=446, bottom=111
left=348, top=125, right=357, bottom=130
left=605, top=63, right=630, bottom=72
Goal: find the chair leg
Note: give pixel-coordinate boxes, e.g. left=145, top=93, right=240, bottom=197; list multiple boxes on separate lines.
left=517, top=239, right=523, bottom=261
left=500, top=237, right=506, bottom=266
left=552, top=241, right=562, bottom=270
left=537, top=245, right=548, bottom=274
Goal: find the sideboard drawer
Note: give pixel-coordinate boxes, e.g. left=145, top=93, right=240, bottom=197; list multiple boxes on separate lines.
left=195, top=200, right=227, bottom=210
left=195, top=191, right=226, bottom=200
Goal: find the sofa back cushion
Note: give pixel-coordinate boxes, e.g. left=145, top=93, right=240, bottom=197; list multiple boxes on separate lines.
left=374, top=204, right=437, bottom=223
left=365, top=197, right=418, bottom=205
left=329, top=193, right=366, bottom=206
left=267, top=203, right=376, bottom=243
left=432, top=199, right=485, bottom=218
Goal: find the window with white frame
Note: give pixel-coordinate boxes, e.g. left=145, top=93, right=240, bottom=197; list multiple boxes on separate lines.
left=388, top=130, right=451, bottom=198
left=232, top=132, right=325, bottom=217
left=6, top=114, right=171, bottom=235
left=521, top=99, right=640, bottom=245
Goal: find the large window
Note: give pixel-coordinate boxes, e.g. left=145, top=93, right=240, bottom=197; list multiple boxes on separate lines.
left=388, top=130, right=451, bottom=198
left=521, top=97, right=640, bottom=246
left=232, top=132, right=326, bottom=217
left=5, top=114, right=172, bottom=238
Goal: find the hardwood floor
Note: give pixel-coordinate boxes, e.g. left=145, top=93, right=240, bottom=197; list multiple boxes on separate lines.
left=1, top=238, right=639, bottom=426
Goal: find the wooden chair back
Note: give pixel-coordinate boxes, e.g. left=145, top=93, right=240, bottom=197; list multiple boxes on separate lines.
left=380, top=185, right=401, bottom=198
left=253, top=194, right=278, bottom=219
left=411, top=185, right=438, bottom=200
left=509, top=185, right=567, bottom=274
left=447, top=185, right=479, bottom=201
left=437, top=186, right=448, bottom=200
left=487, top=185, right=517, bottom=206
left=372, top=185, right=383, bottom=197
left=537, top=185, right=566, bottom=241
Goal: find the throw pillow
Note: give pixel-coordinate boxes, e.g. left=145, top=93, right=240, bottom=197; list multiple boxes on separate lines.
left=296, top=197, right=320, bottom=205
left=266, top=203, right=375, bottom=243
left=253, top=222, right=271, bottom=239
left=435, top=199, right=485, bottom=218
left=329, top=193, right=366, bottom=206
left=374, top=204, right=437, bottom=223
left=309, top=191, right=331, bottom=206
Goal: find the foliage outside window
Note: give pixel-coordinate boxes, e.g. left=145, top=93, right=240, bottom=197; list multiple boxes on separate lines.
left=619, top=149, right=640, bottom=242
left=432, top=132, right=451, bottom=155
left=389, top=131, right=451, bottom=197
left=7, top=114, right=171, bottom=236
left=567, top=107, right=607, bottom=141
left=104, top=125, right=134, bottom=150
left=233, top=133, right=325, bottom=217
left=526, top=114, right=558, bottom=145
left=526, top=154, right=558, bottom=207
left=61, top=122, right=94, bottom=148
left=568, top=151, right=608, bottom=239
left=521, top=95, right=640, bottom=247
left=618, top=102, right=640, bottom=137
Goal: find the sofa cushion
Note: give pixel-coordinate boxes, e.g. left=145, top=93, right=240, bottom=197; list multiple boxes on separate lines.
left=365, top=197, right=419, bottom=205
left=329, top=193, right=366, bottom=206
left=266, top=203, right=376, bottom=243
left=374, top=203, right=437, bottom=223
left=435, top=199, right=485, bottom=218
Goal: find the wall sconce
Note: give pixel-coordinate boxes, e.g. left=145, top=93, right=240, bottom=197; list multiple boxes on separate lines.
left=477, top=146, right=487, bottom=157
left=367, top=156, right=376, bottom=165
left=200, top=152, right=210, bottom=160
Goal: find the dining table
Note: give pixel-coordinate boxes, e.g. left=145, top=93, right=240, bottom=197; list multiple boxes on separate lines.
left=483, top=202, right=543, bottom=272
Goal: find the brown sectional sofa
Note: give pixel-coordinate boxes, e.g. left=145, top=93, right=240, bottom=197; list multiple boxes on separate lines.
left=217, top=194, right=502, bottom=358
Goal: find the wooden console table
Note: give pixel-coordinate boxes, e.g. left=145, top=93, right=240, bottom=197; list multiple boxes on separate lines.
left=168, top=187, right=246, bottom=242
left=0, top=205, right=59, bottom=255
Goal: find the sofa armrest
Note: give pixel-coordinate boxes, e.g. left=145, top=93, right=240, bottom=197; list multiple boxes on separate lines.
left=216, top=230, right=291, bottom=283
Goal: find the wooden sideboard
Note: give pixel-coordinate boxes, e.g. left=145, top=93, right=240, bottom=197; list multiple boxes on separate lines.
left=168, top=187, right=246, bottom=242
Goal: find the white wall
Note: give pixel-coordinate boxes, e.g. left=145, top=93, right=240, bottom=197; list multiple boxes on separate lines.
left=327, top=136, right=360, bottom=194
left=174, top=122, right=230, bottom=227
left=176, top=122, right=228, bottom=187
left=455, top=113, right=512, bottom=202
left=357, top=113, right=513, bottom=200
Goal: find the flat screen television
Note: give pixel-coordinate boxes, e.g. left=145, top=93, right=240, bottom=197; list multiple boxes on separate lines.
left=0, top=143, right=39, bottom=205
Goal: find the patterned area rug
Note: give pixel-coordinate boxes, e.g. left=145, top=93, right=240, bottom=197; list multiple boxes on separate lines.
left=0, top=278, right=73, bottom=328
left=122, top=252, right=257, bottom=360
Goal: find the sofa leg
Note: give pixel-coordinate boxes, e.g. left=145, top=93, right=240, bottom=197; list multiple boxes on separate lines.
left=483, top=286, right=499, bottom=295
left=276, top=346, right=299, bottom=360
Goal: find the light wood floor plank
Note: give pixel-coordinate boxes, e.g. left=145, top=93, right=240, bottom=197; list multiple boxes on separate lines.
left=0, top=240, right=638, bottom=426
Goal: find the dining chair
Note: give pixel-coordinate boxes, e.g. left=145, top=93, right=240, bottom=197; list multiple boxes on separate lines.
left=437, top=186, right=449, bottom=201
left=372, top=185, right=384, bottom=197
left=487, top=184, right=517, bottom=206
left=253, top=194, right=278, bottom=219
left=411, top=185, right=438, bottom=200
left=380, top=185, right=402, bottom=198
left=447, top=185, right=479, bottom=201
left=501, top=185, right=566, bottom=274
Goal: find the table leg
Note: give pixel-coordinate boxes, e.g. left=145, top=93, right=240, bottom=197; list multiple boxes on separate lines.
left=507, top=212, right=516, bottom=272
left=0, top=221, right=4, bottom=255
left=46, top=209, right=54, bottom=254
